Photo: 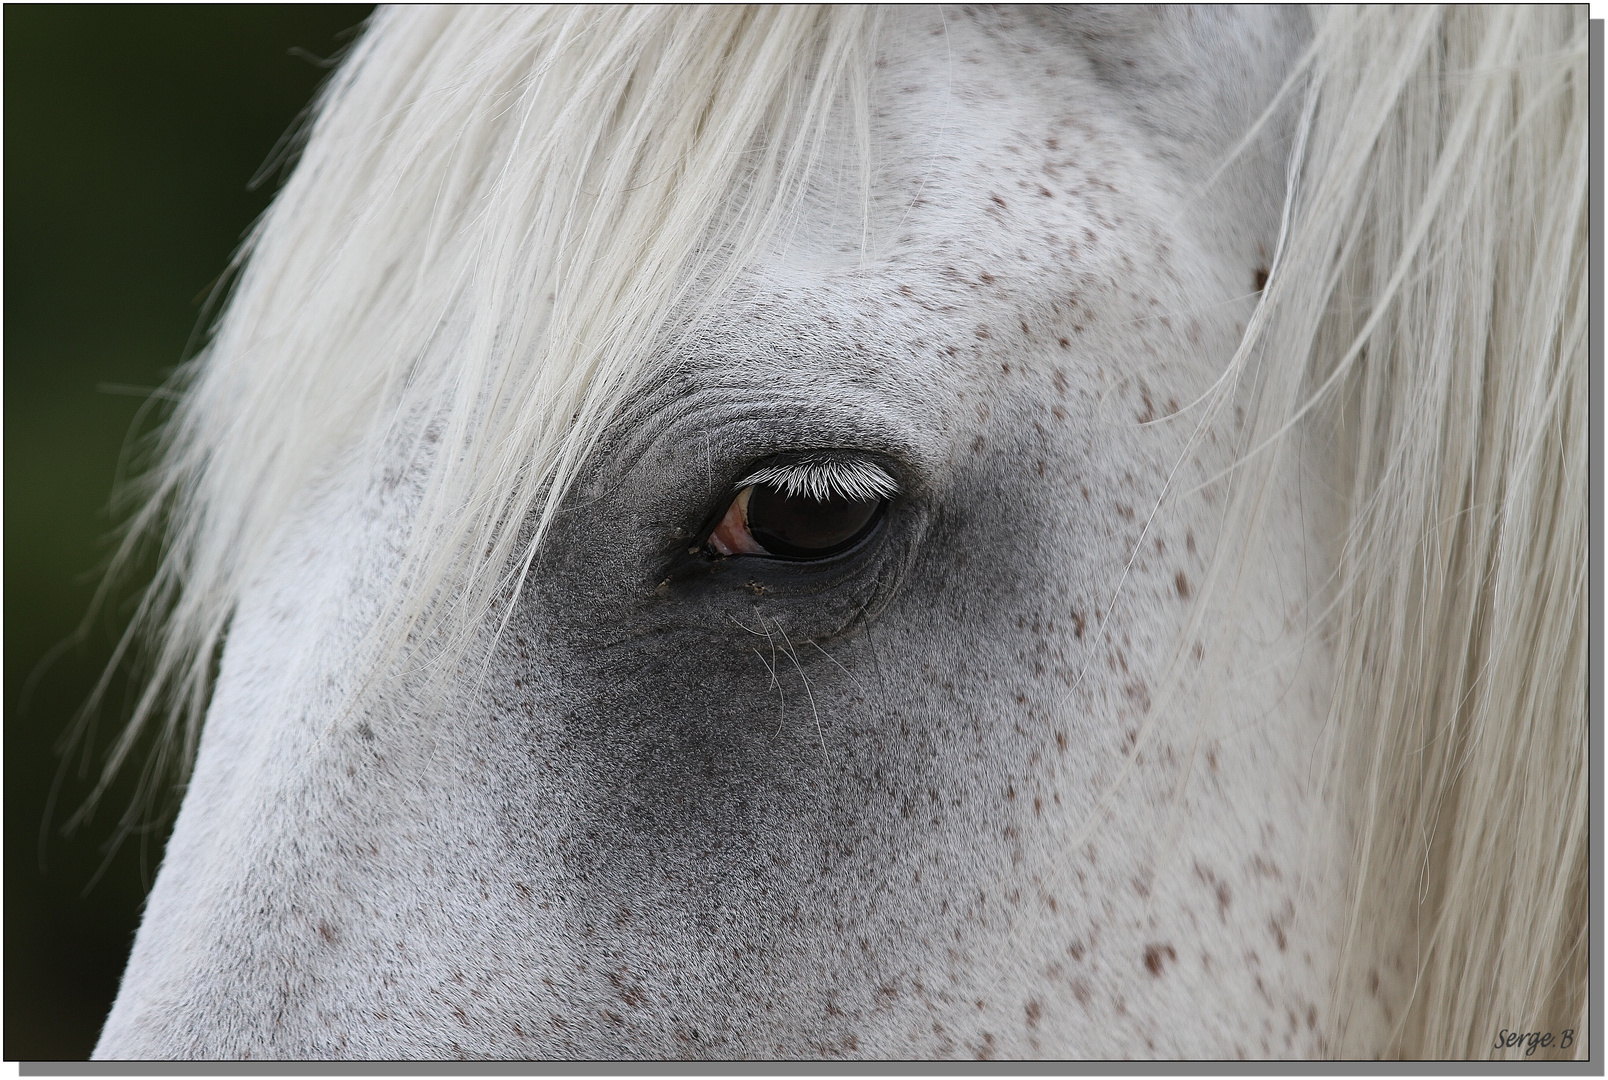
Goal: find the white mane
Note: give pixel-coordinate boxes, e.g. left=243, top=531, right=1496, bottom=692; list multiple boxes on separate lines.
left=94, top=5, right=1586, bottom=1058
left=1191, top=6, right=1589, bottom=1056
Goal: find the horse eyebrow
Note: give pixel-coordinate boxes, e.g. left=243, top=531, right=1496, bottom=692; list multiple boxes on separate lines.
left=736, top=457, right=899, bottom=502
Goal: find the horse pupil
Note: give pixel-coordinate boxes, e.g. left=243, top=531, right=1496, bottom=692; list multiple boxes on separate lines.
left=746, top=485, right=881, bottom=559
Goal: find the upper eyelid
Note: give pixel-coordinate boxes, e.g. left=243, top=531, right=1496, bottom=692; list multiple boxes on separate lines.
left=735, top=457, right=900, bottom=502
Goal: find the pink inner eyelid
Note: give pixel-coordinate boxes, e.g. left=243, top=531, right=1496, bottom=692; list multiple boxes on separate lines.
left=706, top=487, right=763, bottom=556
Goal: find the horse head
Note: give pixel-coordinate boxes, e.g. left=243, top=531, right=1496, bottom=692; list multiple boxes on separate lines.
left=92, top=6, right=1588, bottom=1060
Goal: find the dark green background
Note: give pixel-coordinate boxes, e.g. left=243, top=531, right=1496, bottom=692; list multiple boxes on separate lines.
left=6, top=5, right=373, bottom=1059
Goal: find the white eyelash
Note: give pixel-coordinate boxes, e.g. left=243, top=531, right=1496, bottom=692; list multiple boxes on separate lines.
left=737, top=457, right=900, bottom=502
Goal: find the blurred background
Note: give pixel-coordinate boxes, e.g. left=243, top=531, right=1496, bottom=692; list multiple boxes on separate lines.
left=6, top=6, right=373, bottom=1059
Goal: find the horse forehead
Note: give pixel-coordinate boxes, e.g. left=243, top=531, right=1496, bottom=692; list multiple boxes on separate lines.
left=868, top=5, right=1303, bottom=178
left=673, top=154, right=1195, bottom=410
left=687, top=11, right=1285, bottom=395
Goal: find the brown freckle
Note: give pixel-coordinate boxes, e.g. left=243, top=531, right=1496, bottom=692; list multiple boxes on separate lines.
left=1251, top=855, right=1282, bottom=880
left=318, top=921, right=337, bottom=945
left=1367, top=969, right=1380, bottom=996
left=1175, top=571, right=1191, bottom=599
left=1254, top=266, right=1269, bottom=291
left=980, top=273, right=995, bottom=285
left=1055, top=731, right=1067, bottom=752
left=1051, top=404, right=1066, bottom=421
left=975, top=325, right=991, bottom=339
left=972, top=435, right=986, bottom=454
left=1125, top=680, right=1151, bottom=710
left=990, top=194, right=1007, bottom=209
left=1307, top=1006, right=1318, bottom=1029
left=1024, top=1000, right=1042, bottom=1027
left=1143, top=944, right=1177, bottom=977
left=1071, top=979, right=1091, bottom=1006
left=1058, top=337, right=1070, bottom=348
left=1033, top=796, right=1043, bottom=816
left=1186, top=529, right=1196, bottom=554
left=1137, top=384, right=1156, bottom=423
left=1001, top=362, right=1010, bottom=373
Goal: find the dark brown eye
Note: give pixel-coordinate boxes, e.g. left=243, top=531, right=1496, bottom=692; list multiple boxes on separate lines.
left=703, top=456, right=898, bottom=561
left=748, top=484, right=882, bottom=558
left=706, top=484, right=886, bottom=560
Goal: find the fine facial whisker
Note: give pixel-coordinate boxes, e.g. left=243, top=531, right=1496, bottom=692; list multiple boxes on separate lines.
left=752, top=644, right=786, bottom=740
left=810, top=639, right=867, bottom=697
left=727, top=612, right=768, bottom=637
left=775, top=620, right=830, bottom=769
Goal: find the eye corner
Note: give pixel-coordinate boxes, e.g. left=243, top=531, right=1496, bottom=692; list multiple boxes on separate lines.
left=704, top=486, right=762, bottom=558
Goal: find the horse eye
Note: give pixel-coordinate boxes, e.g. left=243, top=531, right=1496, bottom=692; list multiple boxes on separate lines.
left=706, top=484, right=885, bottom=560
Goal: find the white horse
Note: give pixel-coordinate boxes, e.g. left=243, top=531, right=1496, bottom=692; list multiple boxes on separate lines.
left=87, top=5, right=1587, bottom=1060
